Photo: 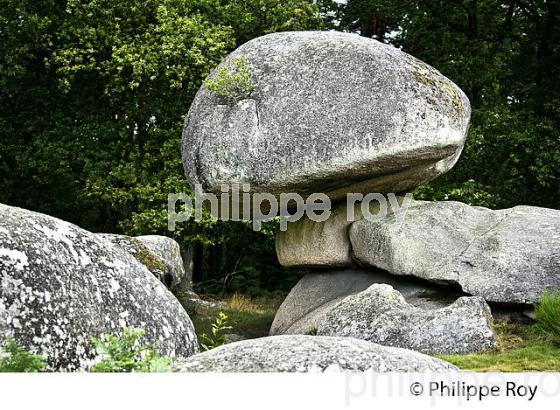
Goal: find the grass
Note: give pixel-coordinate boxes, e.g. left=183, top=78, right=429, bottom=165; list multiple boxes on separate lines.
left=189, top=293, right=284, bottom=344
left=185, top=292, right=560, bottom=372
left=438, top=322, right=560, bottom=372
left=535, top=291, right=560, bottom=343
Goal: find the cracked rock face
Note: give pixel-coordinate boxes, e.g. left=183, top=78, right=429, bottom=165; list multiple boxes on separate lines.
left=350, top=201, right=560, bottom=303
left=270, top=270, right=464, bottom=336
left=182, top=31, right=470, bottom=201
left=0, top=203, right=198, bottom=371
left=172, top=335, right=457, bottom=372
left=317, top=284, right=497, bottom=355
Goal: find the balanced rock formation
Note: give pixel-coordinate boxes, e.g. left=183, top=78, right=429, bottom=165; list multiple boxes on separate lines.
left=172, top=335, right=457, bottom=372
left=276, top=197, right=413, bottom=268
left=183, top=31, right=470, bottom=202
left=0, top=203, right=198, bottom=371
left=270, top=270, right=460, bottom=336
left=317, top=284, right=497, bottom=355
left=350, top=201, right=560, bottom=303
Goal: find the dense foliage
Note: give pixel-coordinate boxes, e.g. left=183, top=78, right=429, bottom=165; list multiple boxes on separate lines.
left=324, top=0, right=560, bottom=209
left=1, top=0, right=558, bottom=291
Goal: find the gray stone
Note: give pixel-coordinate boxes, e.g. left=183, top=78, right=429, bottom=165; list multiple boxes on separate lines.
left=224, top=333, right=247, bottom=344
left=98, top=233, right=175, bottom=288
left=275, top=203, right=356, bottom=268
left=172, top=335, right=457, bottom=372
left=0, top=203, right=198, bottom=371
left=177, top=289, right=225, bottom=316
left=350, top=201, right=560, bottom=303
left=136, top=235, right=186, bottom=288
left=317, top=284, right=497, bottom=355
left=276, top=197, right=413, bottom=268
left=270, top=270, right=461, bottom=336
left=182, top=31, right=470, bottom=204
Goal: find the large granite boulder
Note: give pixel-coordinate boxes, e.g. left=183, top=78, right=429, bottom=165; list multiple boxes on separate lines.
left=183, top=31, right=470, bottom=203
left=0, top=203, right=198, bottom=371
left=172, top=335, right=457, bottom=372
left=317, top=284, right=497, bottom=355
left=136, top=235, right=186, bottom=288
left=350, top=201, right=560, bottom=303
left=270, top=270, right=460, bottom=336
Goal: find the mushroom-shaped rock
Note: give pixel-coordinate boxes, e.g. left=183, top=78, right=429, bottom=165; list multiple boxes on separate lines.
left=182, top=31, right=470, bottom=202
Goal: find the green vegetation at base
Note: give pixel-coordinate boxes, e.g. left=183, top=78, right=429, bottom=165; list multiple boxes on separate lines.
left=200, top=312, right=234, bottom=351
left=189, top=293, right=283, bottom=346
left=535, top=291, right=560, bottom=343
left=0, top=338, right=46, bottom=372
left=438, top=322, right=560, bottom=372
left=91, top=328, right=171, bottom=373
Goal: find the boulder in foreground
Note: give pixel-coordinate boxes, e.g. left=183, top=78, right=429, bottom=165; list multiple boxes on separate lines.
left=172, top=335, right=457, bottom=372
left=0, top=203, right=198, bottom=371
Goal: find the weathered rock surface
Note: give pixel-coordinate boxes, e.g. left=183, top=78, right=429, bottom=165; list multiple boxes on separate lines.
left=275, top=203, right=356, bottom=268
left=0, top=203, right=198, bottom=371
left=270, top=270, right=462, bottom=336
left=172, top=335, right=457, bottom=372
left=317, top=284, right=497, bottom=354
left=98, top=233, right=176, bottom=288
left=350, top=201, right=560, bottom=303
left=276, top=197, right=412, bottom=268
left=183, top=31, right=470, bottom=203
left=136, top=235, right=186, bottom=288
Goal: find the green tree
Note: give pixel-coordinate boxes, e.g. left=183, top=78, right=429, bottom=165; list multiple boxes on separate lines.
left=0, top=0, right=321, bottom=289
left=330, top=0, right=560, bottom=209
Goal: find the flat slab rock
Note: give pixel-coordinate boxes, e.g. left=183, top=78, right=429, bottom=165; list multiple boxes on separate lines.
left=183, top=31, right=470, bottom=201
left=172, top=335, right=457, bottom=372
left=0, top=203, right=198, bottom=371
left=318, top=284, right=497, bottom=355
left=350, top=201, right=560, bottom=303
left=270, top=270, right=459, bottom=336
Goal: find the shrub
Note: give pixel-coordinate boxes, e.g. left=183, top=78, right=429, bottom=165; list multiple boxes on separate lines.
left=90, top=328, right=171, bottom=372
left=201, top=312, right=233, bottom=351
left=204, top=57, right=256, bottom=102
left=0, top=339, right=46, bottom=372
left=535, top=291, right=560, bottom=343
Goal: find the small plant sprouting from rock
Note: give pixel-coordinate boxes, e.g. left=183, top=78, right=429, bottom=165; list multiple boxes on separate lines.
left=204, top=57, right=256, bottom=103
left=535, top=291, right=560, bottom=344
left=90, top=328, right=171, bottom=372
left=0, top=338, right=46, bottom=372
left=201, top=312, right=233, bottom=351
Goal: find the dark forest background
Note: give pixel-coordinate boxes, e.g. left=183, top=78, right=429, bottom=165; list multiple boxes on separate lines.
left=1, top=0, right=559, bottom=295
